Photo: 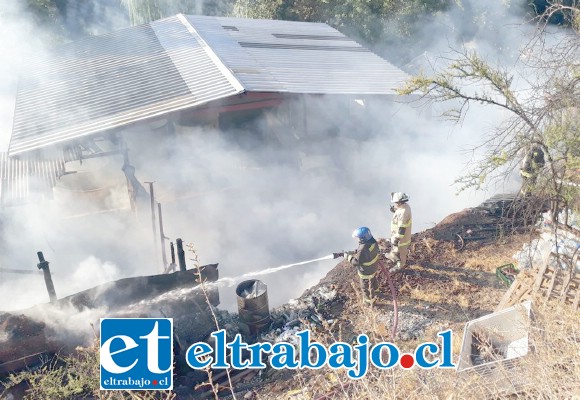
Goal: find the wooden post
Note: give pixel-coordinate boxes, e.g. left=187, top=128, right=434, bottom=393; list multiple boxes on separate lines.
left=145, top=181, right=160, bottom=272
left=36, top=252, right=57, bottom=302
left=176, top=238, right=186, bottom=272
left=158, top=202, right=168, bottom=271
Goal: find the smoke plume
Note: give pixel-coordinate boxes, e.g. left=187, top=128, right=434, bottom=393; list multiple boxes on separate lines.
left=0, top=1, right=532, bottom=317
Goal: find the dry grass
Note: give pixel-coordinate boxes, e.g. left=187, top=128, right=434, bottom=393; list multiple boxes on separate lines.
left=409, top=287, right=442, bottom=303
left=3, top=300, right=576, bottom=399
left=257, top=232, right=579, bottom=399
left=459, top=234, right=532, bottom=273
left=0, top=341, right=177, bottom=400
left=3, top=233, right=577, bottom=399
left=257, top=300, right=580, bottom=400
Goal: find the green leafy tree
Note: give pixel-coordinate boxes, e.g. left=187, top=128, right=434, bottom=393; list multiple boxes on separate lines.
left=232, top=0, right=451, bottom=46
left=232, top=0, right=284, bottom=19
left=15, top=0, right=67, bottom=42
left=121, top=0, right=235, bottom=25
left=121, top=0, right=190, bottom=25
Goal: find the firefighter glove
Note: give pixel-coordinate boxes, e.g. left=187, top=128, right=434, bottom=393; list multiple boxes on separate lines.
left=392, top=237, right=400, bottom=246
left=390, top=249, right=401, bottom=263
left=389, top=205, right=395, bottom=213
left=389, top=264, right=401, bottom=273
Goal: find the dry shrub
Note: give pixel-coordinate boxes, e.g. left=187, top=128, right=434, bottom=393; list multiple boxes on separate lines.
left=1, top=341, right=177, bottom=400
left=279, top=300, right=580, bottom=400
left=3, top=292, right=577, bottom=399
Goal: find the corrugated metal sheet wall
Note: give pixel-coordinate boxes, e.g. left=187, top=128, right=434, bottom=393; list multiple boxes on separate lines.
left=0, top=153, right=66, bottom=206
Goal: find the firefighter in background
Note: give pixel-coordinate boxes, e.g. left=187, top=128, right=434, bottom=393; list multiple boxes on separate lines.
left=387, top=192, right=412, bottom=273
left=336, top=227, right=381, bottom=305
left=520, top=145, right=545, bottom=195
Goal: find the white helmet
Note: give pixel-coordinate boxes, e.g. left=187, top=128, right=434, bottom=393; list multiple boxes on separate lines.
left=391, top=192, right=409, bottom=203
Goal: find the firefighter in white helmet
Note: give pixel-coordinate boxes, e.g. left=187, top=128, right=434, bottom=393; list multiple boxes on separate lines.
left=387, top=192, right=412, bottom=273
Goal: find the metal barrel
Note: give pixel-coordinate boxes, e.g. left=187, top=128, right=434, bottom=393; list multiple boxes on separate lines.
left=235, top=280, right=271, bottom=335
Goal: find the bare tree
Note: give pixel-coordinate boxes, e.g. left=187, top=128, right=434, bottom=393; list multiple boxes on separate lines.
left=398, top=1, right=579, bottom=224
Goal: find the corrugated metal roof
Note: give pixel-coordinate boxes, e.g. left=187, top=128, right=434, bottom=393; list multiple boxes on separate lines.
left=9, top=15, right=409, bottom=155
left=189, top=16, right=410, bottom=94
left=9, top=16, right=243, bottom=156
left=0, top=153, right=66, bottom=206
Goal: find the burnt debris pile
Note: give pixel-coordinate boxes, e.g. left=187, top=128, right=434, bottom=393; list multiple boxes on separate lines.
left=432, top=194, right=550, bottom=249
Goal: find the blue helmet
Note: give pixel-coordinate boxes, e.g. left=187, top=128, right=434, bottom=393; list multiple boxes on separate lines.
left=352, top=227, right=372, bottom=242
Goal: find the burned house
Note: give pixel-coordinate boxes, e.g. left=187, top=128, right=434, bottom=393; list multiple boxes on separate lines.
left=2, top=13, right=413, bottom=317
left=1, top=15, right=411, bottom=378
left=6, top=14, right=410, bottom=211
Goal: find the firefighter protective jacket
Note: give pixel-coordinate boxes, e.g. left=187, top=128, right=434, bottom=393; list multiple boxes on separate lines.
left=391, top=203, right=412, bottom=247
left=348, top=236, right=380, bottom=278
left=520, top=146, right=545, bottom=178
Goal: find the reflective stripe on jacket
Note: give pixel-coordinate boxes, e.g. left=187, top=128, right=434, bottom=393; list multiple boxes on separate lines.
left=348, top=237, right=380, bottom=277
left=358, top=271, right=377, bottom=279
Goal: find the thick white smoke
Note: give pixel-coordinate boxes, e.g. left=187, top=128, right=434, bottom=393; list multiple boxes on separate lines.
left=0, top=1, right=532, bottom=315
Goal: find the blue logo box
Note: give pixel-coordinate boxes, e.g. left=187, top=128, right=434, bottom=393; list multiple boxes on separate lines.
left=100, top=318, right=173, bottom=390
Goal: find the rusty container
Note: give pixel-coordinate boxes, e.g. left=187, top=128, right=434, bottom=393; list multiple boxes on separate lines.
left=235, top=280, right=271, bottom=335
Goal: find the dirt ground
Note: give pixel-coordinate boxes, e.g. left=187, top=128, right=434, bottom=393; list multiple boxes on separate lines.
left=0, top=208, right=542, bottom=399
left=249, top=224, right=535, bottom=399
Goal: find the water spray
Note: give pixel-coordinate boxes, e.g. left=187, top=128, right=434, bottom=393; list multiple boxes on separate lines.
left=233, top=254, right=334, bottom=279
left=215, top=254, right=334, bottom=288
left=131, top=255, right=336, bottom=307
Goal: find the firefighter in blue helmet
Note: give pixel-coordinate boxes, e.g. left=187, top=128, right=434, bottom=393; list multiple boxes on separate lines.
left=341, top=227, right=381, bottom=305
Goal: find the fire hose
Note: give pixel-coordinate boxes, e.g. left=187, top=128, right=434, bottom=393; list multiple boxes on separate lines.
left=333, top=251, right=398, bottom=340
left=381, top=259, right=398, bottom=341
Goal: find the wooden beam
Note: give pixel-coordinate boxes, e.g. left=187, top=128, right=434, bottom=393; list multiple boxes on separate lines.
left=544, top=268, right=559, bottom=303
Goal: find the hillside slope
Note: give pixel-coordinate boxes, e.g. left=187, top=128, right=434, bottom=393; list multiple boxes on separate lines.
left=248, top=224, right=531, bottom=393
